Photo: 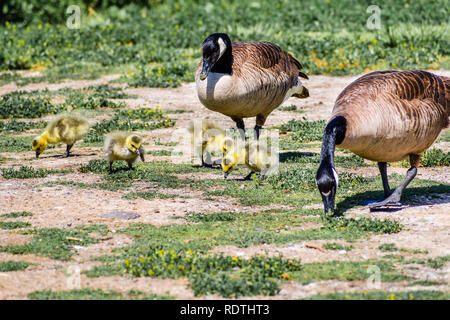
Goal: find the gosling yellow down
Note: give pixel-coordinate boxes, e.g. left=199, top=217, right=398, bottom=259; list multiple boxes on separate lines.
left=32, top=114, right=89, bottom=158
left=222, top=139, right=277, bottom=180
left=104, top=131, right=145, bottom=174
left=188, top=120, right=227, bottom=167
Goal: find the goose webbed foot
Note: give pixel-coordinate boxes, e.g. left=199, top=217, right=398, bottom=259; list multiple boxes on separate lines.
left=369, top=165, right=418, bottom=212
left=368, top=195, right=403, bottom=212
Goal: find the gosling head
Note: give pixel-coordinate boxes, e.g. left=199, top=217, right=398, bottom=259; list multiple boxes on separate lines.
left=222, top=152, right=237, bottom=179
left=32, top=136, right=48, bottom=158
left=316, top=163, right=339, bottom=215
left=199, top=33, right=232, bottom=80
left=126, top=135, right=143, bottom=156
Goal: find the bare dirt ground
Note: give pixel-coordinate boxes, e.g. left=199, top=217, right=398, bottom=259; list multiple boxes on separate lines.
left=0, top=71, right=449, bottom=300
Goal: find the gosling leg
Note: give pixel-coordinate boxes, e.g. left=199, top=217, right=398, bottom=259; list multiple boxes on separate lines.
left=243, top=171, right=255, bottom=180
left=64, top=144, right=73, bottom=158
left=108, top=161, right=113, bottom=174
left=127, top=161, right=134, bottom=171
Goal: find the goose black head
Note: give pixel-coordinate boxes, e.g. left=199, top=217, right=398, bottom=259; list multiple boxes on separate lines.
left=200, top=33, right=232, bottom=80
left=315, top=116, right=347, bottom=215
left=316, top=163, right=339, bottom=214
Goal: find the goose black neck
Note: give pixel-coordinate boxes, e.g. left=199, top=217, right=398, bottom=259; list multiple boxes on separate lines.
left=319, top=116, right=347, bottom=167
left=211, top=43, right=232, bottom=75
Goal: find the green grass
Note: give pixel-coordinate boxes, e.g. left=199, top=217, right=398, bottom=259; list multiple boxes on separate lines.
left=1, top=1, right=448, bottom=81
left=28, top=288, right=173, bottom=300
left=0, top=211, right=33, bottom=218
left=0, top=227, right=100, bottom=261
left=304, top=290, right=449, bottom=300
left=292, top=259, right=408, bottom=284
left=124, top=249, right=302, bottom=297
left=0, top=135, right=34, bottom=152
left=1, top=166, right=72, bottom=179
left=0, top=260, right=35, bottom=272
left=322, top=242, right=355, bottom=251
left=83, top=107, right=175, bottom=143
left=0, top=119, right=46, bottom=134
left=0, top=221, right=32, bottom=229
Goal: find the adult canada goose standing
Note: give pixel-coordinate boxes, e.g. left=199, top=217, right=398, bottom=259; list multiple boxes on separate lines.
left=316, top=70, right=449, bottom=214
left=195, top=33, right=309, bottom=140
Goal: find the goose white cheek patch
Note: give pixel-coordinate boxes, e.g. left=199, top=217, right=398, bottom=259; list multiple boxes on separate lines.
left=332, top=167, right=339, bottom=188
left=218, top=37, right=226, bottom=59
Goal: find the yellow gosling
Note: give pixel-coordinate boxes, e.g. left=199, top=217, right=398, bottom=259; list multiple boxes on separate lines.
left=104, top=131, right=145, bottom=174
left=32, top=114, right=89, bottom=158
left=222, top=139, right=276, bottom=180
left=188, top=120, right=227, bottom=167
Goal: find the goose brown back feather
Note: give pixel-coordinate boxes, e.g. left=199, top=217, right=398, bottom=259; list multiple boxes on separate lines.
left=332, top=70, right=449, bottom=162
left=196, top=39, right=308, bottom=122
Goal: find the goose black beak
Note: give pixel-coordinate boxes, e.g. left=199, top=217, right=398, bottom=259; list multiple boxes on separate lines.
left=200, top=59, right=211, bottom=80
left=35, top=151, right=40, bottom=158
left=224, top=172, right=229, bottom=179
left=321, top=191, right=335, bottom=215
left=136, top=149, right=140, bottom=156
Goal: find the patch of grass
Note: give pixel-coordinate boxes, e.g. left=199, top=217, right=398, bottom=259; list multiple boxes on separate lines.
left=0, top=221, right=32, bottom=229
left=0, top=227, right=100, bottom=261
left=124, top=249, right=302, bottom=297
left=378, top=243, right=399, bottom=252
left=146, top=149, right=177, bottom=156
left=279, top=119, right=326, bottom=142
left=324, top=216, right=403, bottom=235
left=123, top=191, right=176, bottom=200
left=1, top=166, right=71, bottom=179
left=323, top=242, right=355, bottom=251
left=1, top=211, right=33, bottom=218
left=0, top=91, right=64, bottom=119
left=292, top=259, right=407, bottom=284
left=28, top=288, right=173, bottom=300
left=83, top=107, right=175, bottom=143
left=278, top=105, right=297, bottom=111
left=420, top=148, right=450, bottom=167
left=42, top=180, right=132, bottom=191
left=303, top=290, right=449, bottom=300
left=0, top=119, right=46, bottom=134
left=0, top=260, right=35, bottom=272
left=185, top=212, right=241, bottom=223
left=0, top=135, right=34, bottom=152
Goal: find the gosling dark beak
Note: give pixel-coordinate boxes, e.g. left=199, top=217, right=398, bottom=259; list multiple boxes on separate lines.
left=35, top=151, right=40, bottom=158
left=136, top=149, right=140, bottom=156
left=224, top=172, right=229, bottom=179
left=200, top=59, right=211, bottom=81
left=321, top=191, right=335, bottom=215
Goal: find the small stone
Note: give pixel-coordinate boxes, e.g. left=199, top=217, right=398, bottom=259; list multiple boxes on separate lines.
left=101, top=212, right=140, bottom=220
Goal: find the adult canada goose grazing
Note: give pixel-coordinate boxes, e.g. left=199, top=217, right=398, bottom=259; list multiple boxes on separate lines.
left=316, top=70, right=449, bottom=214
left=195, top=33, right=309, bottom=140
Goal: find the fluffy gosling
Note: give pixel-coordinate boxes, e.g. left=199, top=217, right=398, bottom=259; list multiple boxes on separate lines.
left=222, top=139, right=276, bottom=180
left=104, top=131, right=145, bottom=174
left=188, top=120, right=227, bottom=167
left=32, top=114, right=89, bottom=158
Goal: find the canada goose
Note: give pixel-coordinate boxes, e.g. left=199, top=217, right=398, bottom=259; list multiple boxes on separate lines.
left=32, top=114, right=89, bottom=158
left=104, top=131, right=145, bottom=174
left=195, top=33, right=309, bottom=140
left=187, top=120, right=227, bottom=167
left=222, top=138, right=277, bottom=180
left=316, top=70, right=449, bottom=214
